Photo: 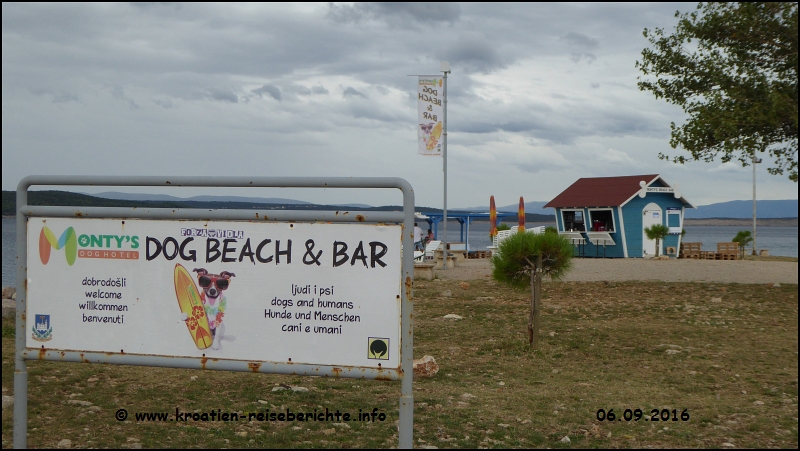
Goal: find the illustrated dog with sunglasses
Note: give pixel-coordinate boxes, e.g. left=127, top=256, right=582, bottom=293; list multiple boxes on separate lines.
left=191, top=268, right=236, bottom=351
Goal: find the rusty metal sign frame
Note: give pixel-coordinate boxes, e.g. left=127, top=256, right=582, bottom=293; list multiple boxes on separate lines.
left=14, top=176, right=415, bottom=449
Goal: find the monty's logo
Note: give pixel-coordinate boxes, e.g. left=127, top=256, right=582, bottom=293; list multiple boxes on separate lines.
left=39, top=226, right=140, bottom=265
left=39, top=226, right=78, bottom=266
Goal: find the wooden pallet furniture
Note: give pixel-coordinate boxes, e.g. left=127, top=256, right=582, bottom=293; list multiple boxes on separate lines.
left=701, top=250, right=716, bottom=260
left=680, top=242, right=702, bottom=259
left=716, top=242, right=739, bottom=260
left=467, top=250, right=489, bottom=259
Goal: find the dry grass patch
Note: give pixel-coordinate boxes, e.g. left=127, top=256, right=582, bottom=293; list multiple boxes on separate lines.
left=3, top=280, right=798, bottom=448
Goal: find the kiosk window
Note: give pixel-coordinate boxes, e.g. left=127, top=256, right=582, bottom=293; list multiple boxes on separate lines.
left=667, top=209, right=682, bottom=233
left=588, top=209, right=615, bottom=232
left=668, top=211, right=681, bottom=227
left=561, top=210, right=585, bottom=231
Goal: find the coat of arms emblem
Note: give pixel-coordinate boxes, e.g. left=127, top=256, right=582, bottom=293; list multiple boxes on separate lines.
left=32, top=314, right=52, bottom=342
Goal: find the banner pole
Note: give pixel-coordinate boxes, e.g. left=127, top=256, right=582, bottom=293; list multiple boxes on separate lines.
left=441, top=63, right=450, bottom=269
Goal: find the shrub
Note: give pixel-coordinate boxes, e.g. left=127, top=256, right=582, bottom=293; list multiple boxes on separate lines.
left=491, top=232, right=573, bottom=347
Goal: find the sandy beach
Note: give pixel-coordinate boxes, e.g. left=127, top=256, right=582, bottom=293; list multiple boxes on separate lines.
left=434, top=258, right=799, bottom=284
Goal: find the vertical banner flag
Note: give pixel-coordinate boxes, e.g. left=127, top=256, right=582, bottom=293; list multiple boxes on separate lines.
left=418, top=77, right=444, bottom=156
left=518, top=197, right=525, bottom=232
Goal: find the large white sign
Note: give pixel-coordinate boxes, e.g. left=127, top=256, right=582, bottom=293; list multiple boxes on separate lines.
left=418, top=76, right=443, bottom=156
left=27, top=218, right=401, bottom=369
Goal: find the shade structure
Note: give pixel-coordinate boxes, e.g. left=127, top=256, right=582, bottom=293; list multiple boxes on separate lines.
left=518, top=196, right=525, bottom=232
left=489, top=195, right=497, bottom=239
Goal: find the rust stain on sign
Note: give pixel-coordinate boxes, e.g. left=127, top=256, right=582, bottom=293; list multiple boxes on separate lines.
left=248, top=362, right=262, bottom=372
left=356, top=215, right=365, bottom=222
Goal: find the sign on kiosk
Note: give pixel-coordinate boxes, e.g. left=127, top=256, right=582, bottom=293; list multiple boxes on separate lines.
left=27, top=217, right=402, bottom=369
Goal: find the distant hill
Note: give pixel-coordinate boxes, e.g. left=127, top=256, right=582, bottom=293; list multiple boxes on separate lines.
left=458, top=200, right=551, bottom=213
left=5, top=191, right=795, bottom=221
left=90, top=191, right=374, bottom=209
left=2, top=190, right=414, bottom=216
left=2, top=190, right=185, bottom=215
left=460, top=199, right=798, bottom=219
left=90, top=191, right=313, bottom=205
left=684, top=199, right=797, bottom=219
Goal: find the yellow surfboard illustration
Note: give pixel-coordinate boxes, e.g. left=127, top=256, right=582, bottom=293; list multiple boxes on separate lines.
left=427, top=121, right=443, bottom=150
left=174, top=264, right=213, bottom=349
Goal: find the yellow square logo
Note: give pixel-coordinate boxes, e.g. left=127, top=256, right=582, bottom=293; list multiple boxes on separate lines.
left=367, top=338, right=389, bottom=360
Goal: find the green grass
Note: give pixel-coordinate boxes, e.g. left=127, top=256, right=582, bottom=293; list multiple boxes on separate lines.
left=2, top=280, right=798, bottom=448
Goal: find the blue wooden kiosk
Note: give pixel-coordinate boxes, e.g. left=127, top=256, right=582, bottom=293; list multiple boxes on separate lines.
left=544, top=174, right=694, bottom=258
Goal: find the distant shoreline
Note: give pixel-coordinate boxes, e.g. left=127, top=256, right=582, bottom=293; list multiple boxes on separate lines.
left=683, top=218, right=797, bottom=227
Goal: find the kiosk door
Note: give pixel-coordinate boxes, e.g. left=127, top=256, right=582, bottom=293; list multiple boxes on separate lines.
left=642, top=202, right=662, bottom=257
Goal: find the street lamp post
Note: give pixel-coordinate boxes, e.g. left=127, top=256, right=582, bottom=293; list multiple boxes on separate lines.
left=441, top=61, right=450, bottom=269
left=752, top=153, right=762, bottom=255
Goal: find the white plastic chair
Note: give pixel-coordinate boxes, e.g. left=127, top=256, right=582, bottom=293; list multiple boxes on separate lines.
left=424, top=240, right=442, bottom=260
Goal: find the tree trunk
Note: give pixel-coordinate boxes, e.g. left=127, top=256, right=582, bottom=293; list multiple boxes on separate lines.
left=655, top=238, right=660, bottom=257
left=531, top=254, right=542, bottom=349
left=528, top=270, right=535, bottom=346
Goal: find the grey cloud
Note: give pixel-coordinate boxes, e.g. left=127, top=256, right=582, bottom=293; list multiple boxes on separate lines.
left=561, top=32, right=599, bottom=49
left=591, top=82, right=600, bottom=89
left=287, top=84, right=311, bottom=95
left=206, top=87, right=238, bottom=103
left=562, top=31, right=599, bottom=64
left=252, top=84, right=282, bottom=101
left=51, top=92, right=80, bottom=103
left=29, top=88, right=80, bottom=103
left=153, top=98, right=174, bottom=108
left=438, top=32, right=505, bottom=73
left=326, top=2, right=461, bottom=27
left=570, top=52, right=597, bottom=63
left=342, top=87, right=367, bottom=99
left=451, top=96, right=667, bottom=145
left=285, top=84, right=329, bottom=96
left=517, top=159, right=571, bottom=174
left=111, top=86, right=140, bottom=109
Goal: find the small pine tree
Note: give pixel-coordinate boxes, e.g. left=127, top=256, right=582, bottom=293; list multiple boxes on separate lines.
left=491, top=232, right=573, bottom=348
left=732, top=230, right=753, bottom=259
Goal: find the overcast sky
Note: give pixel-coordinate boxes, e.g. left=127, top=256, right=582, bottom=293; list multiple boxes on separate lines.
left=2, top=3, right=797, bottom=209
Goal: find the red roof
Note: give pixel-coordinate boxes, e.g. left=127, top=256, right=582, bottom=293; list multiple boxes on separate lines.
left=544, top=174, right=660, bottom=208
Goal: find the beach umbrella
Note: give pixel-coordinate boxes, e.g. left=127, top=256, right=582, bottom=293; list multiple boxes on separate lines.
left=518, top=196, right=525, bottom=232
left=489, top=195, right=497, bottom=239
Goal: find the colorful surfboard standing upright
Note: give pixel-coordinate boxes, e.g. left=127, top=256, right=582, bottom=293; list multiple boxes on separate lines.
left=518, top=197, right=525, bottom=232
left=489, top=195, right=497, bottom=239
left=173, top=264, right=213, bottom=349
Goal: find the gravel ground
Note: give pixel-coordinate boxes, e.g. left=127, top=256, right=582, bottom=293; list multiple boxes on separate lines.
left=434, top=258, right=798, bottom=284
